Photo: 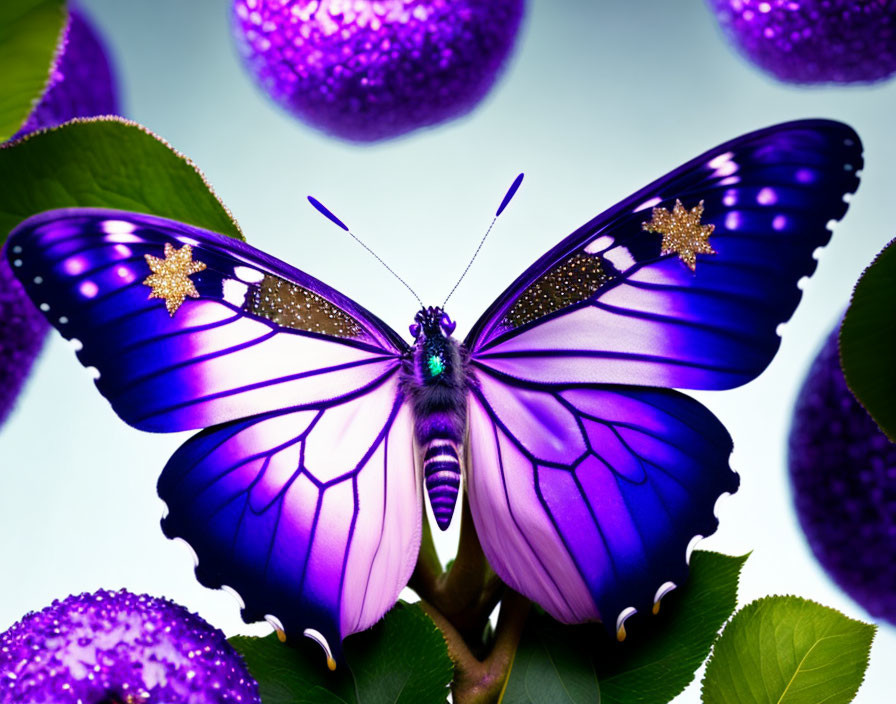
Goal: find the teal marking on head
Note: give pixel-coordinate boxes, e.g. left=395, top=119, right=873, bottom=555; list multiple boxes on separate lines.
left=427, top=354, right=445, bottom=377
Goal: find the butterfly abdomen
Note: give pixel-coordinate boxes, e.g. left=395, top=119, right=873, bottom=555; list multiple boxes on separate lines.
left=422, top=439, right=462, bottom=530
left=401, top=310, right=469, bottom=530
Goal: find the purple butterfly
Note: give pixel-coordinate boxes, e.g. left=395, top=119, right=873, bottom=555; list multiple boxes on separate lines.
left=5, top=120, right=861, bottom=664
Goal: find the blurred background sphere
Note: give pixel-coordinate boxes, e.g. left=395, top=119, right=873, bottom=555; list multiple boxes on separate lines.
left=1, top=5, right=119, bottom=427
left=789, top=324, right=896, bottom=625
left=707, top=0, right=896, bottom=85
left=231, top=0, right=524, bottom=142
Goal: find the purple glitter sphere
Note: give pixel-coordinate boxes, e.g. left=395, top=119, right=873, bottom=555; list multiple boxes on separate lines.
left=1, top=7, right=118, bottom=425
left=789, top=326, right=896, bottom=625
left=0, top=589, right=261, bottom=704
left=708, top=0, right=896, bottom=84
left=232, top=0, right=525, bottom=142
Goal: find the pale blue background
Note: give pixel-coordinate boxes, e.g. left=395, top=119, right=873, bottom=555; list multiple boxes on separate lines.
left=1, top=1, right=894, bottom=700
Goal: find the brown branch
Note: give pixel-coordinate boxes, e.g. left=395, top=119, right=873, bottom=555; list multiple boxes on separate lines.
left=438, top=497, right=488, bottom=612
left=422, top=591, right=530, bottom=704
left=410, top=497, right=493, bottom=636
left=410, top=497, right=529, bottom=702
left=472, top=571, right=504, bottom=626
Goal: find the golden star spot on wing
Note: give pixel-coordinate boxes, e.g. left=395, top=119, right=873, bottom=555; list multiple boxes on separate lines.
left=143, top=242, right=207, bottom=316
left=642, top=199, right=716, bottom=271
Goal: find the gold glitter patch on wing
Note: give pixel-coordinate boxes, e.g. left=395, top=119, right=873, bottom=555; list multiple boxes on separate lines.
left=143, top=242, right=207, bottom=316
left=502, top=252, right=610, bottom=329
left=642, top=199, right=716, bottom=271
left=244, top=274, right=362, bottom=339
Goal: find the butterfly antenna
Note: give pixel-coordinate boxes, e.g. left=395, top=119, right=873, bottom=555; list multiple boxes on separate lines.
left=307, top=196, right=424, bottom=308
left=442, top=173, right=524, bottom=308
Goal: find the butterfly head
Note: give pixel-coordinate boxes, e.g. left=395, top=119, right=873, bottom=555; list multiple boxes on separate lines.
left=409, top=306, right=455, bottom=341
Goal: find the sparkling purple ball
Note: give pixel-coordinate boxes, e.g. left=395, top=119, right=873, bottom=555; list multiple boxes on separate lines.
left=232, top=0, right=524, bottom=142
left=1, top=7, right=118, bottom=425
left=0, top=589, right=261, bottom=704
left=789, top=326, right=896, bottom=625
left=707, top=0, right=896, bottom=84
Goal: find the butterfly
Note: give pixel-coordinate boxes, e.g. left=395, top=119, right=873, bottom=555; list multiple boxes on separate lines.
left=5, top=119, right=862, bottom=664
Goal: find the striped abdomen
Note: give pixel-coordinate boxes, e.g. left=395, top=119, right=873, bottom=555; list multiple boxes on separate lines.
left=423, top=439, right=461, bottom=530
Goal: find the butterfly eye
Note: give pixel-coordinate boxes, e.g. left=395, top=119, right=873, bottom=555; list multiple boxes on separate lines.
left=409, top=323, right=421, bottom=339
left=440, top=314, right=456, bottom=336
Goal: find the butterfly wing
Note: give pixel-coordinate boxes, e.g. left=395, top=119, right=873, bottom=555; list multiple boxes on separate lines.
left=7, top=208, right=421, bottom=652
left=465, top=119, right=862, bottom=389
left=461, top=120, right=861, bottom=633
left=6, top=208, right=408, bottom=432
left=158, top=372, right=420, bottom=655
left=466, top=372, right=736, bottom=632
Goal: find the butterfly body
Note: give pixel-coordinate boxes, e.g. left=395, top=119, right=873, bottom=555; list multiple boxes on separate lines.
left=403, top=306, right=467, bottom=530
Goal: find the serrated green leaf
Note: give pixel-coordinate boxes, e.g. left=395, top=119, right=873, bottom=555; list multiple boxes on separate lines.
left=228, top=629, right=353, bottom=704
left=346, top=601, right=453, bottom=704
left=230, top=602, right=453, bottom=704
left=501, top=551, right=748, bottom=704
left=701, top=596, right=876, bottom=704
left=500, top=614, right=600, bottom=704
left=0, top=117, right=243, bottom=244
left=0, top=0, right=66, bottom=141
left=597, top=551, right=748, bottom=704
left=840, top=237, right=896, bottom=441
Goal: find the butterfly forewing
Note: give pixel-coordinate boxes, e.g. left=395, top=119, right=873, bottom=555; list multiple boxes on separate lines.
left=466, top=120, right=862, bottom=390
left=6, top=209, right=407, bottom=432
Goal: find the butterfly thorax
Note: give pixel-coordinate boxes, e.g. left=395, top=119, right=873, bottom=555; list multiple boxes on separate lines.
left=402, top=307, right=468, bottom=530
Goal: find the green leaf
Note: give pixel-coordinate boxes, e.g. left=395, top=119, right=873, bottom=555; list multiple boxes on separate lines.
left=701, top=596, right=876, bottom=704
left=228, top=629, right=353, bottom=704
left=500, top=614, right=601, bottom=704
left=840, top=237, right=896, bottom=441
left=0, top=0, right=66, bottom=141
left=0, top=116, right=243, bottom=244
left=596, top=551, right=748, bottom=704
left=346, top=601, right=453, bottom=704
left=501, top=551, right=748, bottom=704
left=230, top=602, right=453, bottom=704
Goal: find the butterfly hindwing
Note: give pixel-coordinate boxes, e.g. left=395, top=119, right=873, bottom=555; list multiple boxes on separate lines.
left=466, top=119, right=862, bottom=389
left=158, top=373, right=421, bottom=652
left=6, top=209, right=407, bottom=431
left=467, top=371, right=736, bottom=630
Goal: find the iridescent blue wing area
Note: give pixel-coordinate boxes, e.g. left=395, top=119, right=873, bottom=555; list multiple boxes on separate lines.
left=466, top=373, right=736, bottom=633
left=461, top=120, right=860, bottom=635
left=465, top=120, right=862, bottom=389
left=6, top=209, right=408, bottom=431
left=158, top=373, right=421, bottom=654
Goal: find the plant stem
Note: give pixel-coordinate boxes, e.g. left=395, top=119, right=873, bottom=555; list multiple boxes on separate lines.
left=439, top=497, right=488, bottom=612
left=410, top=497, right=491, bottom=631
left=422, top=591, right=530, bottom=704
left=411, top=497, right=529, bottom=702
